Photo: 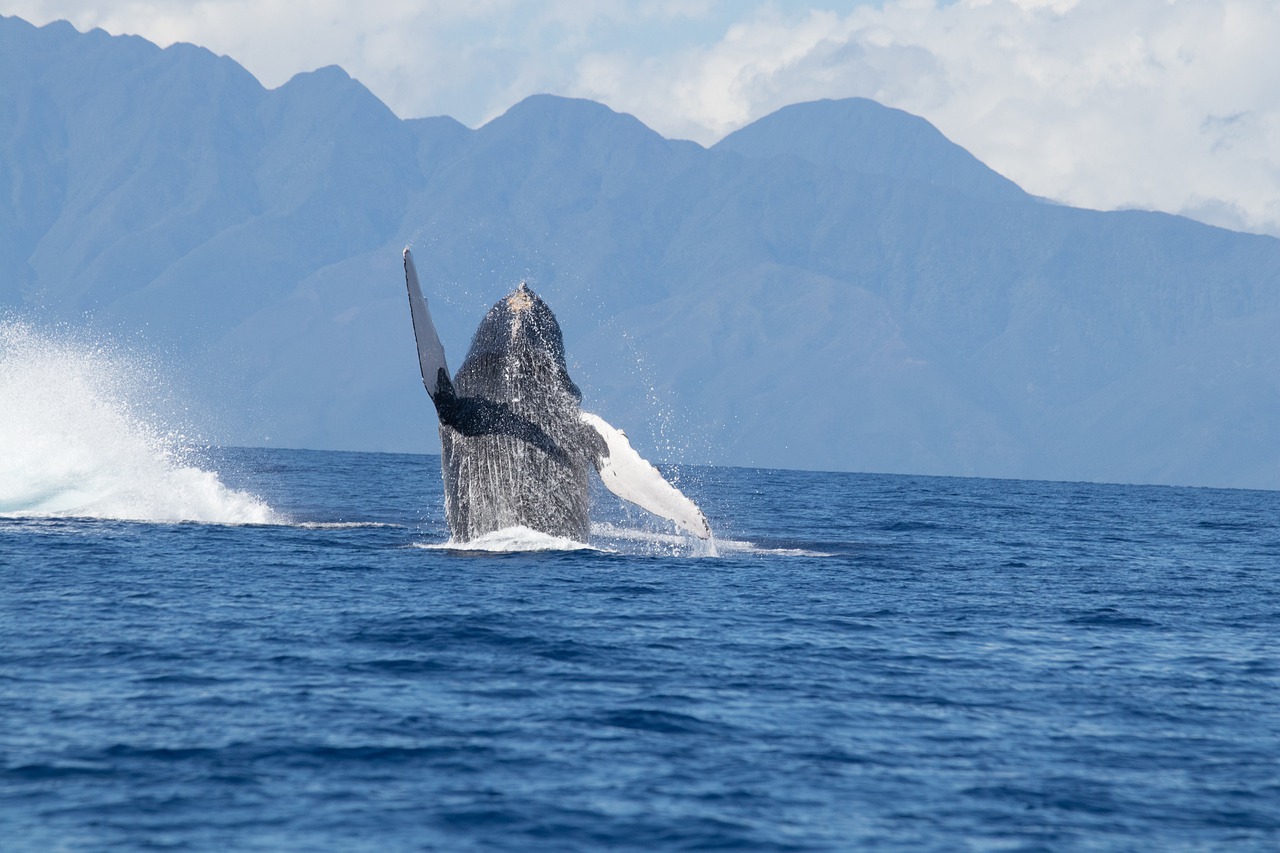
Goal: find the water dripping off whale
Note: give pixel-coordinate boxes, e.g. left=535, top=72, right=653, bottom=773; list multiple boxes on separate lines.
left=402, top=249, right=713, bottom=547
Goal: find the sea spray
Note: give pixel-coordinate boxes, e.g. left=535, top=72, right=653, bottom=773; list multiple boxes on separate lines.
left=0, top=320, right=279, bottom=524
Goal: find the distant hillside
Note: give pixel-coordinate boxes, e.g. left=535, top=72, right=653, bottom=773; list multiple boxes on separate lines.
left=3, top=14, right=1280, bottom=489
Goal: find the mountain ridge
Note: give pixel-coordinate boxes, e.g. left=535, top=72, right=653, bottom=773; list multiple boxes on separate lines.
left=3, top=15, right=1279, bottom=489
left=714, top=96, right=1027, bottom=201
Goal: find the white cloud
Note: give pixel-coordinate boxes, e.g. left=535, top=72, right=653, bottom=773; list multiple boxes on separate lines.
left=626, top=2, right=1280, bottom=235
left=4, top=0, right=1280, bottom=235
left=568, top=0, right=1280, bottom=236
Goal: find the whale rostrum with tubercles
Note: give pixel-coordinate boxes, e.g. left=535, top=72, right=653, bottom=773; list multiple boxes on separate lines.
left=403, top=248, right=713, bottom=545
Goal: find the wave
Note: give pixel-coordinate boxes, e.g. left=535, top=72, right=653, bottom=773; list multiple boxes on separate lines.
left=0, top=320, right=280, bottom=525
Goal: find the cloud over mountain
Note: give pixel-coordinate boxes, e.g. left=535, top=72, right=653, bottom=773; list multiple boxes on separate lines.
left=8, top=0, right=1280, bottom=237
left=3, top=14, right=1280, bottom=489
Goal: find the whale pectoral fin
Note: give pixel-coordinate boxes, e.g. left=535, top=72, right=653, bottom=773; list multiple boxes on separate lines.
left=581, top=412, right=713, bottom=540
left=403, top=247, right=451, bottom=406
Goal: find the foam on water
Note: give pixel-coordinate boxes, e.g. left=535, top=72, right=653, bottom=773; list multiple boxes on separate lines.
left=588, top=522, right=719, bottom=557
left=412, top=524, right=807, bottom=559
left=414, top=524, right=728, bottom=556
left=419, top=525, right=598, bottom=552
left=0, top=321, right=280, bottom=525
left=297, top=521, right=402, bottom=530
left=589, top=522, right=826, bottom=557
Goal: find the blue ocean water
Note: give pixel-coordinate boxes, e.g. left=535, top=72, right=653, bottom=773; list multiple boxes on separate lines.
left=3, top=445, right=1279, bottom=851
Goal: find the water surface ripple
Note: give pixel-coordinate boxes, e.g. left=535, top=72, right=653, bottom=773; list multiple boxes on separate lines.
left=2, top=449, right=1278, bottom=850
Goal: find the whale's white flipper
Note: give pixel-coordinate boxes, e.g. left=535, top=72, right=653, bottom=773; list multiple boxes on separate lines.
left=581, top=411, right=713, bottom=541
left=403, top=248, right=450, bottom=402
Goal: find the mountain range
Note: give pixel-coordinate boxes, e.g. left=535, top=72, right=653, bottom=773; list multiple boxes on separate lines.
left=3, top=14, right=1279, bottom=489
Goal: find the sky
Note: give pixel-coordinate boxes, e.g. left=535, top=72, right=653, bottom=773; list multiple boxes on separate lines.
left=5, top=0, right=1280, bottom=237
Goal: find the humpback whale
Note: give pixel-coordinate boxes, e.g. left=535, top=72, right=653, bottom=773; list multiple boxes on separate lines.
left=403, top=249, right=713, bottom=545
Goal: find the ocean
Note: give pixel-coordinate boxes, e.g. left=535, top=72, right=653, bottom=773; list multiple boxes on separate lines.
left=2, top=323, right=1279, bottom=850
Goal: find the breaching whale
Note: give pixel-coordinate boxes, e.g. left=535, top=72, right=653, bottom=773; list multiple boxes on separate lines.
left=403, top=249, right=713, bottom=545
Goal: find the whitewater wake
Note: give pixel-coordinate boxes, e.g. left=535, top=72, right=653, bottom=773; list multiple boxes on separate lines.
left=415, top=525, right=599, bottom=553
left=413, top=523, right=823, bottom=557
left=589, top=522, right=830, bottom=557
left=0, top=321, right=280, bottom=525
left=412, top=523, right=731, bottom=556
left=588, top=522, right=719, bottom=557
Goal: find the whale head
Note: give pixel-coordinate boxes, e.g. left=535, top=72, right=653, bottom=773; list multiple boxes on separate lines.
left=458, top=282, right=581, bottom=403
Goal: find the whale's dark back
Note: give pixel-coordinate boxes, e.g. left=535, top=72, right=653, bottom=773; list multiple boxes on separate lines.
left=438, top=285, right=599, bottom=541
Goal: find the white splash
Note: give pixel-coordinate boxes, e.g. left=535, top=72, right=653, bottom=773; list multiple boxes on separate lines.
left=414, top=523, right=821, bottom=558
left=0, top=320, right=280, bottom=525
left=414, top=524, right=725, bottom=555
left=590, top=522, right=829, bottom=558
left=418, top=525, right=598, bottom=552
left=588, top=522, right=719, bottom=557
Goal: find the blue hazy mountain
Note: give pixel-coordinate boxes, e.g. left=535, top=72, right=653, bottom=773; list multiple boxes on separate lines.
left=4, top=15, right=1280, bottom=489
left=714, top=97, right=1028, bottom=202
